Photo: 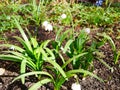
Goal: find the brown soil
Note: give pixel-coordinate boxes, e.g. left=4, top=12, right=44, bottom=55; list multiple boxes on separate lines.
left=0, top=21, right=120, bottom=90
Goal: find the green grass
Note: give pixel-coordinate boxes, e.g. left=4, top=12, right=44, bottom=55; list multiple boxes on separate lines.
left=0, top=1, right=119, bottom=32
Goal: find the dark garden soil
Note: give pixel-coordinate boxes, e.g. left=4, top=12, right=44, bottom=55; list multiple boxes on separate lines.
left=0, top=22, right=120, bottom=90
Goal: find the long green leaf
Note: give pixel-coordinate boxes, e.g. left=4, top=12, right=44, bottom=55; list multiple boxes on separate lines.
left=103, top=33, right=116, bottom=51
left=56, top=73, right=75, bottom=90
left=42, top=40, right=51, bottom=48
left=63, top=39, right=73, bottom=53
left=31, top=37, right=38, bottom=48
left=46, top=60, right=67, bottom=80
left=12, top=71, right=53, bottom=82
left=59, top=30, right=71, bottom=43
left=34, top=40, right=51, bottom=60
left=14, top=18, right=33, bottom=52
left=14, top=36, right=34, bottom=58
left=55, top=28, right=63, bottom=41
left=29, top=78, right=52, bottom=90
left=62, top=52, right=88, bottom=69
left=32, top=0, right=37, bottom=12
left=2, top=51, right=25, bottom=58
left=97, top=58, right=113, bottom=72
left=67, top=69, right=103, bottom=82
left=0, top=53, right=36, bottom=70
left=20, top=59, right=27, bottom=84
left=45, top=48, right=55, bottom=60
left=41, top=49, right=48, bottom=60
left=115, top=51, right=120, bottom=64
left=14, top=18, right=29, bottom=42
left=0, top=55, right=22, bottom=62
left=0, top=44, right=25, bottom=52
left=14, top=36, right=32, bottom=52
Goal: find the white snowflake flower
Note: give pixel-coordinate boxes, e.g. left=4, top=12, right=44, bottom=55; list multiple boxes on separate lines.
left=45, top=23, right=53, bottom=31
left=61, top=14, right=67, bottom=19
left=42, top=21, right=53, bottom=31
left=71, top=82, right=81, bottom=90
left=9, top=45, right=15, bottom=50
left=0, top=68, right=5, bottom=75
left=82, top=77, right=86, bottom=81
left=42, top=21, right=49, bottom=27
left=84, top=28, right=90, bottom=34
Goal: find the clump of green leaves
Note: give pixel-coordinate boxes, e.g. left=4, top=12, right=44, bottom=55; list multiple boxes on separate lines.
left=0, top=18, right=103, bottom=89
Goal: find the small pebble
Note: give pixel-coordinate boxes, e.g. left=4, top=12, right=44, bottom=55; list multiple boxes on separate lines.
left=0, top=68, right=5, bottom=75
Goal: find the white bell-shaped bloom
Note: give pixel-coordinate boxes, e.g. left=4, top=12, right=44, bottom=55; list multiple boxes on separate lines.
left=71, top=83, right=81, bottom=90
left=84, top=28, right=90, bottom=34
left=61, top=14, right=67, bottom=19
left=45, top=23, right=53, bottom=31
left=42, top=21, right=49, bottom=27
left=42, top=21, right=53, bottom=31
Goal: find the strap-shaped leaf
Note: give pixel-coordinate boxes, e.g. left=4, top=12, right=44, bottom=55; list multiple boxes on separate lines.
left=115, top=51, right=120, bottom=64
left=14, top=18, right=33, bottom=52
left=66, top=69, right=103, bottom=82
left=0, top=52, right=36, bottom=70
left=59, top=30, right=71, bottom=44
left=14, top=18, right=29, bottom=42
left=45, top=48, right=55, bottom=60
left=42, top=40, right=51, bottom=48
left=35, top=40, right=51, bottom=59
left=103, top=33, right=116, bottom=51
left=31, top=37, right=38, bottom=48
left=20, top=59, right=27, bottom=84
left=0, top=44, right=25, bottom=52
left=0, top=55, right=22, bottom=62
left=63, top=39, right=73, bottom=53
left=14, top=36, right=33, bottom=53
left=62, top=52, right=88, bottom=69
left=97, top=57, right=113, bottom=72
left=2, top=51, right=25, bottom=58
left=12, top=71, right=53, bottom=82
left=29, top=78, right=52, bottom=90
left=56, top=73, right=75, bottom=90
left=41, top=48, right=48, bottom=60
left=46, top=60, right=67, bottom=80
